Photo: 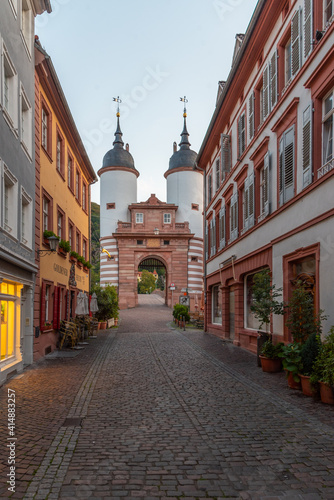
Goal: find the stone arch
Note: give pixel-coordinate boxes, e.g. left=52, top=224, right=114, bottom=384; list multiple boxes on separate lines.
left=136, top=254, right=169, bottom=306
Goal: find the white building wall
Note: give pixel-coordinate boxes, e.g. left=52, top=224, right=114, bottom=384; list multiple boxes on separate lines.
left=166, top=170, right=203, bottom=238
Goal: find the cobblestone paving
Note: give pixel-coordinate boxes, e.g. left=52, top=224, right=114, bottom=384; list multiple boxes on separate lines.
left=0, top=296, right=334, bottom=499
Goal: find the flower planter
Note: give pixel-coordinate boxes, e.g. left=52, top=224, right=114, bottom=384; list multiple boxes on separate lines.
left=83, top=266, right=88, bottom=273
left=319, top=381, right=334, bottom=405
left=287, top=371, right=301, bottom=390
left=58, top=247, right=67, bottom=257
left=299, top=374, right=315, bottom=397
left=99, top=321, right=107, bottom=330
left=69, top=256, right=77, bottom=264
left=259, top=355, right=282, bottom=373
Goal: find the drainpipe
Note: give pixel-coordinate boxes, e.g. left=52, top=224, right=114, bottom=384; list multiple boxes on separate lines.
left=193, top=162, right=207, bottom=331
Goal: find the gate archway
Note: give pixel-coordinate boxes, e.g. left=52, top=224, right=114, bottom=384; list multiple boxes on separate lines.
left=137, top=257, right=167, bottom=304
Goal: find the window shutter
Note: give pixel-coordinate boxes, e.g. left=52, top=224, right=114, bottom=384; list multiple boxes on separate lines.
left=205, top=222, right=208, bottom=260
left=212, top=216, right=216, bottom=255
left=270, top=51, right=278, bottom=110
left=230, top=193, right=238, bottom=241
left=279, top=137, right=284, bottom=206
left=243, top=176, right=250, bottom=231
left=248, top=172, right=255, bottom=228
left=215, top=158, right=220, bottom=190
left=263, top=65, right=270, bottom=120
left=219, top=206, right=226, bottom=249
left=249, top=92, right=255, bottom=140
left=284, top=126, right=295, bottom=201
left=302, top=105, right=312, bottom=187
left=303, top=0, right=313, bottom=59
left=40, top=281, right=46, bottom=329
left=238, top=113, right=245, bottom=157
left=53, top=286, right=60, bottom=330
left=221, top=133, right=231, bottom=179
left=291, top=9, right=301, bottom=76
left=208, top=173, right=212, bottom=202
left=263, top=152, right=270, bottom=216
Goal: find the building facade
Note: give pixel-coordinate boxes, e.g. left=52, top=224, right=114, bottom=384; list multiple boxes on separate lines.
left=197, top=0, right=334, bottom=353
left=99, top=111, right=203, bottom=310
left=0, top=0, right=51, bottom=385
left=34, top=40, right=97, bottom=359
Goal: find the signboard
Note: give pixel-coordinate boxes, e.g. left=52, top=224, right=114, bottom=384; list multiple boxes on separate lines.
left=179, top=295, right=190, bottom=306
left=170, top=282, right=176, bottom=290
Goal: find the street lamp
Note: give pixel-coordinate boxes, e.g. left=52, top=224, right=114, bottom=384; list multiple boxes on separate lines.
left=37, top=235, right=59, bottom=257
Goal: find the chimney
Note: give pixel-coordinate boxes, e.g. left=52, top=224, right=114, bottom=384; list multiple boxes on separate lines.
left=126, top=143, right=129, bottom=152
left=173, top=141, right=177, bottom=153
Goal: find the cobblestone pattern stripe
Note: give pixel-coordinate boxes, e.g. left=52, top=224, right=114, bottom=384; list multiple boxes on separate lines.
left=176, top=330, right=334, bottom=439
left=23, top=333, right=117, bottom=500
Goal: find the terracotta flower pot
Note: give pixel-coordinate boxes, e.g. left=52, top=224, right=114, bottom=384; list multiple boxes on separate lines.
left=319, top=381, right=334, bottom=405
left=100, top=321, right=107, bottom=330
left=299, top=374, right=314, bottom=397
left=287, top=371, right=301, bottom=390
left=259, top=356, right=282, bottom=373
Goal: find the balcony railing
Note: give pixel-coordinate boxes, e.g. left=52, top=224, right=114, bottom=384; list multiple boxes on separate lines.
left=317, top=159, right=334, bottom=179
left=116, top=221, right=190, bottom=233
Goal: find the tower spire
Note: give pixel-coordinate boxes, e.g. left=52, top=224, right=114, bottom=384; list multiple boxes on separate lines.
left=112, top=96, right=124, bottom=148
left=179, top=96, right=191, bottom=150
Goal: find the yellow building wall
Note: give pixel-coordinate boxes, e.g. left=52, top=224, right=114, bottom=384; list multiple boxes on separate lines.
left=39, top=86, right=91, bottom=294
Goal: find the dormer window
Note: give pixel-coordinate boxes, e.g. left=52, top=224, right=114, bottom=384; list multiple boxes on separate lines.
left=164, top=213, right=171, bottom=224
left=136, top=213, right=143, bottom=223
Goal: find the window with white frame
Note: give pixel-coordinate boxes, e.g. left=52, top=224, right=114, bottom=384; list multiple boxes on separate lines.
left=323, top=91, right=333, bottom=168
left=21, top=188, right=32, bottom=247
left=68, top=221, right=74, bottom=249
left=238, top=112, right=246, bottom=157
left=67, top=154, right=73, bottom=189
left=20, top=85, right=32, bottom=158
left=262, top=65, right=270, bottom=121
left=83, top=239, right=87, bottom=260
left=45, top=284, right=51, bottom=322
left=2, top=46, right=18, bottom=128
left=42, top=196, right=50, bottom=232
left=21, top=0, right=33, bottom=55
left=269, top=51, right=278, bottom=109
left=82, top=183, right=87, bottom=211
left=163, top=213, right=171, bottom=224
left=212, top=285, right=222, bottom=325
left=41, top=107, right=48, bottom=150
left=324, top=0, right=333, bottom=26
left=259, top=153, right=270, bottom=221
left=3, top=165, right=18, bottom=237
left=57, top=211, right=63, bottom=239
left=75, top=170, right=80, bottom=200
left=136, top=213, right=143, bottom=223
left=56, top=133, right=64, bottom=175
left=279, top=126, right=295, bottom=205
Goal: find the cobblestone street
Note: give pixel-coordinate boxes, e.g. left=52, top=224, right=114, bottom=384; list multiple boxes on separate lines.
left=1, top=296, right=334, bottom=499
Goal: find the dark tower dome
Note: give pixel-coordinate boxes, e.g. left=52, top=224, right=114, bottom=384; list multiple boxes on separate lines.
left=102, top=113, right=135, bottom=170
left=168, top=112, right=197, bottom=171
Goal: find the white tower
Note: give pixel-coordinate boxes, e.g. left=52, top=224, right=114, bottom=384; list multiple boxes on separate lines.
left=98, top=111, right=139, bottom=288
left=165, top=102, right=204, bottom=295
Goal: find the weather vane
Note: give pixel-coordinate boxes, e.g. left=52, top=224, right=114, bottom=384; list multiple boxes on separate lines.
left=113, top=96, right=122, bottom=116
left=180, top=96, right=188, bottom=116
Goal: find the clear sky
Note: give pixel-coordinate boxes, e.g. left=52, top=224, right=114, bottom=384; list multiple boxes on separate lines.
left=36, top=0, right=259, bottom=205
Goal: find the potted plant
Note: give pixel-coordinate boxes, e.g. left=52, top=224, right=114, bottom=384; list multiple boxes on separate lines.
left=43, top=230, right=59, bottom=247
left=279, top=342, right=303, bottom=389
left=250, top=268, right=285, bottom=366
left=58, top=239, right=71, bottom=256
left=299, top=333, right=321, bottom=396
left=259, top=340, right=284, bottom=373
left=286, top=281, right=326, bottom=343
left=311, top=328, right=334, bottom=404
left=90, top=284, right=119, bottom=331
left=76, top=255, right=85, bottom=269
left=83, top=260, right=92, bottom=272
left=70, top=250, right=78, bottom=263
